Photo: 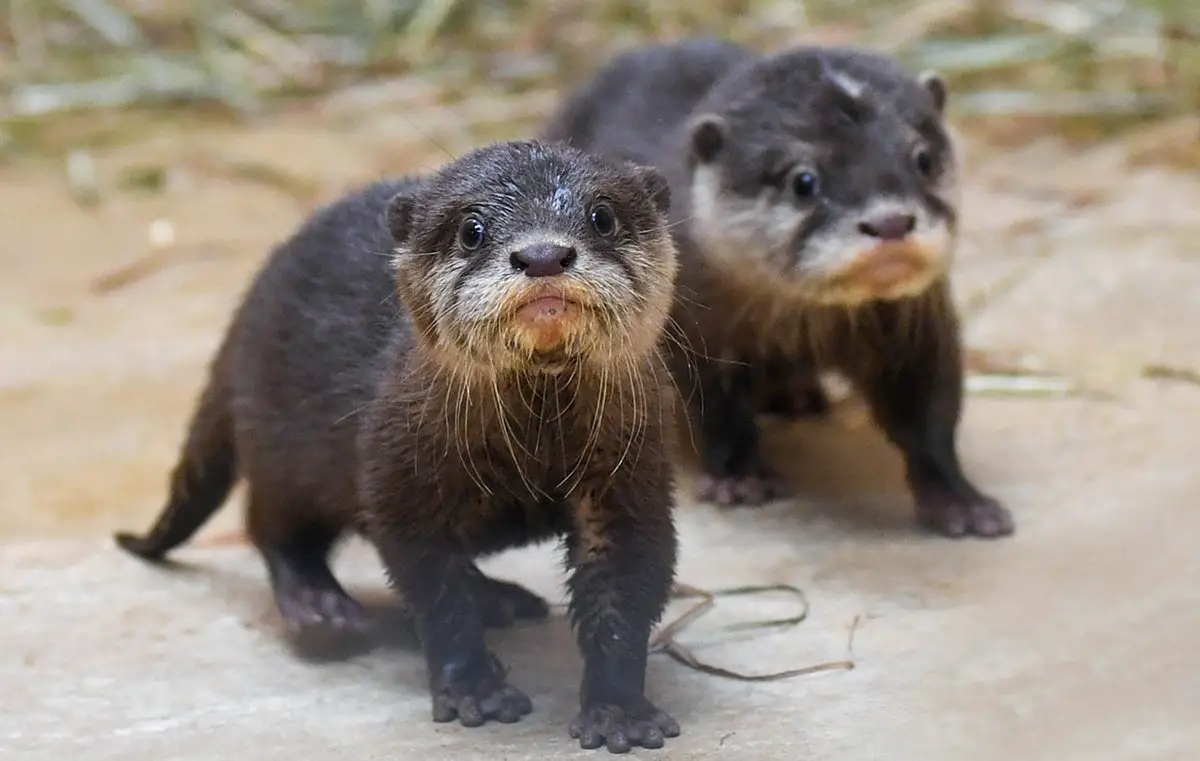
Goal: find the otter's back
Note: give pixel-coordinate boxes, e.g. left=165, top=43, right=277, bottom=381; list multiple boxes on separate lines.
left=223, top=178, right=418, bottom=479
left=542, top=38, right=753, bottom=166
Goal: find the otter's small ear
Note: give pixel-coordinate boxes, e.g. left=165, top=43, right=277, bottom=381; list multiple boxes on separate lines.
left=687, top=114, right=728, bottom=164
left=918, top=70, right=947, bottom=114
left=628, top=164, right=672, bottom=217
left=386, top=193, right=416, bottom=245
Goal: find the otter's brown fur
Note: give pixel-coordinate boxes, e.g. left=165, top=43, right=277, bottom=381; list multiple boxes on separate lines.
left=543, top=39, right=1012, bottom=537
left=114, top=139, right=685, bottom=753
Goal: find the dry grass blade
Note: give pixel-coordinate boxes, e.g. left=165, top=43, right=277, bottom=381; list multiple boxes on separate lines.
left=966, top=374, right=1080, bottom=397
left=651, top=583, right=717, bottom=645
left=91, top=252, right=175, bottom=294
left=953, top=90, right=1174, bottom=117
left=211, top=8, right=322, bottom=87
left=913, top=33, right=1069, bottom=73
left=677, top=583, right=815, bottom=632
left=7, top=55, right=219, bottom=118
left=658, top=640, right=855, bottom=682
left=402, top=0, right=462, bottom=58
left=92, top=219, right=235, bottom=295
left=650, top=582, right=855, bottom=682
left=962, top=348, right=1081, bottom=398
left=207, top=157, right=323, bottom=205
left=0, top=0, right=1193, bottom=163
left=1142, top=364, right=1200, bottom=386
left=62, top=0, right=145, bottom=48
left=91, top=243, right=237, bottom=294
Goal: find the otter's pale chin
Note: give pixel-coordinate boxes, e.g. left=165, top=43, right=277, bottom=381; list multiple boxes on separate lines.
left=505, top=273, right=604, bottom=355
left=511, top=296, right=581, bottom=353
left=849, top=242, right=928, bottom=288
left=812, top=235, right=950, bottom=306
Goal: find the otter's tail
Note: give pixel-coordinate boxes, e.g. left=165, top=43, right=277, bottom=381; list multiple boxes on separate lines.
left=114, top=365, right=237, bottom=561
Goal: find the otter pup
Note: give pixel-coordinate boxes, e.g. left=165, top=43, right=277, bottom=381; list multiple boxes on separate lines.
left=542, top=39, right=1013, bottom=538
left=114, top=140, right=684, bottom=753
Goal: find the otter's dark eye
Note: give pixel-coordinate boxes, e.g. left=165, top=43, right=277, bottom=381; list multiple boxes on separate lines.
left=914, top=149, right=935, bottom=179
left=791, top=170, right=820, bottom=199
left=590, top=202, right=617, bottom=238
left=458, top=216, right=485, bottom=251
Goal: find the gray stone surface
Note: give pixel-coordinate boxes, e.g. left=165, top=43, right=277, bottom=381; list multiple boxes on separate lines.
left=2, top=128, right=1198, bottom=760
left=5, top=374, right=1199, bottom=761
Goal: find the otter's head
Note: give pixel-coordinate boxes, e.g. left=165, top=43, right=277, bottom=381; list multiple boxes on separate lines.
left=685, top=47, right=960, bottom=306
left=387, top=140, right=678, bottom=376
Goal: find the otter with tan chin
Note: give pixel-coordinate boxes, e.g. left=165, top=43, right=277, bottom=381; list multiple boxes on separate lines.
left=114, top=140, right=685, bottom=754
left=543, top=38, right=1013, bottom=538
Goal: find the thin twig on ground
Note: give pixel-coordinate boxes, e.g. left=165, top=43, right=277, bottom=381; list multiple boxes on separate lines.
left=650, top=582, right=856, bottom=682
left=1142, top=363, right=1200, bottom=387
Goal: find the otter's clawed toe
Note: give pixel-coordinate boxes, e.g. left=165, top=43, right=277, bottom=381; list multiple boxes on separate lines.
left=267, top=553, right=372, bottom=634
left=431, top=656, right=532, bottom=727
left=275, top=583, right=372, bottom=634
left=432, top=683, right=532, bottom=727
left=696, top=471, right=787, bottom=507
left=474, top=577, right=550, bottom=629
left=569, top=699, right=680, bottom=754
left=916, top=493, right=1014, bottom=538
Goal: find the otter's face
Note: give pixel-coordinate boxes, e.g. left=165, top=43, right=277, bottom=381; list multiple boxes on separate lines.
left=387, top=141, right=677, bottom=374
left=686, top=50, right=959, bottom=306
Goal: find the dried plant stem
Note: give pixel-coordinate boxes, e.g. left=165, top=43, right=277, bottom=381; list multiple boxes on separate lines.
left=651, top=583, right=856, bottom=683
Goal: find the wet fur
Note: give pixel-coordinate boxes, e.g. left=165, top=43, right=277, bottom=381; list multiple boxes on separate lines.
left=114, top=140, right=686, bottom=753
left=542, top=39, right=1012, bottom=537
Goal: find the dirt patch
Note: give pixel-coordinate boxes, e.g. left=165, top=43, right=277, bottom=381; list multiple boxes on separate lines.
left=1, top=107, right=1198, bottom=539
left=0, top=112, right=446, bottom=538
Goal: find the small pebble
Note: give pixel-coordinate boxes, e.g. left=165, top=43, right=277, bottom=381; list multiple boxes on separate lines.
left=66, top=149, right=100, bottom=207
left=148, top=219, right=176, bottom=250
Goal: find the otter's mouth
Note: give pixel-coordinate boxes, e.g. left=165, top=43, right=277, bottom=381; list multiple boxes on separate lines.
left=507, top=286, right=593, bottom=354
left=845, top=242, right=928, bottom=287
left=515, top=295, right=577, bottom=323
left=824, top=239, right=943, bottom=302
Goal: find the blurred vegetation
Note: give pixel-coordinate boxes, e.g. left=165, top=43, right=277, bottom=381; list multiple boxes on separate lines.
left=0, top=0, right=1196, bottom=160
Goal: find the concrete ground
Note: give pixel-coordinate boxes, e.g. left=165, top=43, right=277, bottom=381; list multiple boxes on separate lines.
left=1, top=111, right=1198, bottom=760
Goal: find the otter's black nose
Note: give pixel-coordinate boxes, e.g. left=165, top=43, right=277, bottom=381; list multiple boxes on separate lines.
left=858, top=214, right=916, bottom=241
left=510, top=244, right=577, bottom=277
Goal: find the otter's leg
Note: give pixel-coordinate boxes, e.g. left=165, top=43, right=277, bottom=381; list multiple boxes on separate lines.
left=464, top=563, right=550, bottom=629
left=694, top=361, right=787, bottom=506
left=565, top=486, right=680, bottom=753
left=381, top=546, right=533, bottom=727
left=841, top=293, right=1013, bottom=538
left=246, top=492, right=370, bottom=633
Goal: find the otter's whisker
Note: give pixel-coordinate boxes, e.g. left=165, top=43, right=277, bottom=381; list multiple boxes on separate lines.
left=457, top=367, right=492, bottom=498
left=494, top=373, right=543, bottom=501
left=611, top=350, right=647, bottom=483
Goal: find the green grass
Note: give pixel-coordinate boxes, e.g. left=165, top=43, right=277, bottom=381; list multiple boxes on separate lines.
left=1, top=0, right=1196, bottom=157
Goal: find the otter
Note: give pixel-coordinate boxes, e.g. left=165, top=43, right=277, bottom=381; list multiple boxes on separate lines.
left=541, top=38, right=1013, bottom=538
left=114, top=140, right=684, bottom=753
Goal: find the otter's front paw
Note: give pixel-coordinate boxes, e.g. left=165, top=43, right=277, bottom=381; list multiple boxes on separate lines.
left=696, top=468, right=787, bottom=507
left=430, top=654, right=532, bottom=727
left=569, top=698, right=680, bottom=754
left=916, top=491, right=1014, bottom=538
